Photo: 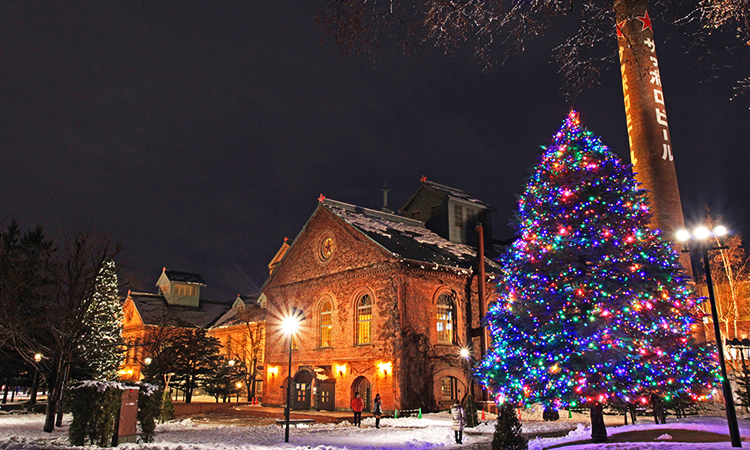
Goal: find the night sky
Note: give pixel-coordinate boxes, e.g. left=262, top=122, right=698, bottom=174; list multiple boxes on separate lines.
left=1, top=2, right=747, bottom=299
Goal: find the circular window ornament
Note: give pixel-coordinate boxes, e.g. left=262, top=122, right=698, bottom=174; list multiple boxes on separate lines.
left=320, top=237, right=334, bottom=260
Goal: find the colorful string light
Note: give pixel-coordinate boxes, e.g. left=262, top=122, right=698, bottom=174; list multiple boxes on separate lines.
left=476, top=111, right=717, bottom=410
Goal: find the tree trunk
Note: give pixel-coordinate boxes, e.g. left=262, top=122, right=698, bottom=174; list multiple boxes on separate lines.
left=629, top=404, right=637, bottom=424
left=29, top=371, right=39, bottom=404
left=55, top=364, right=70, bottom=427
left=2, top=380, right=8, bottom=404
left=43, top=370, right=59, bottom=432
left=590, top=403, right=608, bottom=442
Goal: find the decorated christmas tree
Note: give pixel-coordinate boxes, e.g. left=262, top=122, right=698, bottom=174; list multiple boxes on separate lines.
left=82, top=259, right=124, bottom=381
left=476, top=112, right=716, bottom=440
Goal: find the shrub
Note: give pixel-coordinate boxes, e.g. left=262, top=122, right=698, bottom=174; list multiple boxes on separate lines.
left=464, top=394, right=479, bottom=428
left=67, top=381, right=122, bottom=447
left=137, top=383, right=161, bottom=443
left=492, top=402, right=528, bottom=450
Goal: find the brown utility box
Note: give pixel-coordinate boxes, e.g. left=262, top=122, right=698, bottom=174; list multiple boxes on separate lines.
left=114, top=387, right=139, bottom=445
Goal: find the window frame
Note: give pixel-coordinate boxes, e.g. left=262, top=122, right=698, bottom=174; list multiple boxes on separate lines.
left=320, top=300, right=333, bottom=348
left=436, top=293, right=455, bottom=344
left=356, top=294, right=373, bottom=345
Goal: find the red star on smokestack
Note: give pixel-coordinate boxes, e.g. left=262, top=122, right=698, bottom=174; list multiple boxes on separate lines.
left=636, top=11, right=652, bottom=32
left=318, top=194, right=326, bottom=203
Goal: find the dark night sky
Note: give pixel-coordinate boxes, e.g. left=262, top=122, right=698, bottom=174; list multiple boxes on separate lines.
left=1, top=2, right=747, bottom=299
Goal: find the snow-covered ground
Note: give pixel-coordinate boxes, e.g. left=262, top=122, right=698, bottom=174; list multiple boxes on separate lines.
left=1, top=410, right=749, bottom=450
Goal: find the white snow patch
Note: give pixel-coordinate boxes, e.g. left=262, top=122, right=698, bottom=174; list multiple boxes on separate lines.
left=2, top=410, right=749, bottom=450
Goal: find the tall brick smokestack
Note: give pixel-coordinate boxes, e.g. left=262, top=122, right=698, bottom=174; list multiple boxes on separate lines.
left=615, top=0, right=688, bottom=254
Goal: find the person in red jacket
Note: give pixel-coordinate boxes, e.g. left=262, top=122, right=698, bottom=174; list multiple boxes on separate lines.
left=351, top=392, right=364, bottom=427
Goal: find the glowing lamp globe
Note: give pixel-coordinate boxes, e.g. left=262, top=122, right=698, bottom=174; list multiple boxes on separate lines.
left=282, top=315, right=301, bottom=336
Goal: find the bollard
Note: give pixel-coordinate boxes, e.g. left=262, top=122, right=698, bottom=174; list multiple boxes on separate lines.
left=481, top=409, right=486, bottom=421
left=418, top=408, right=422, bottom=419
left=394, top=409, right=398, bottom=419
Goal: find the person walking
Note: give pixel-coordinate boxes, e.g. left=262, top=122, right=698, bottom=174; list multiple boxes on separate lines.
left=351, top=392, right=364, bottom=427
left=372, top=393, right=382, bottom=429
left=451, top=400, right=466, bottom=444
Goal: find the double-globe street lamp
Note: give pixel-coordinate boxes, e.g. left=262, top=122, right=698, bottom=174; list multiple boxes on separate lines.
left=282, top=307, right=305, bottom=443
left=677, top=225, right=741, bottom=448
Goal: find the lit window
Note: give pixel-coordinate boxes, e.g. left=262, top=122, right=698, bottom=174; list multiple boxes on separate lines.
left=255, top=380, right=264, bottom=395
left=357, top=294, right=372, bottom=345
left=441, top=377, right=453, bottom=399
left=437, top=294, right=454, bottom=344
left=173, top=284, right=196, bottom=296
left=320, top=301, right=333, bottom=348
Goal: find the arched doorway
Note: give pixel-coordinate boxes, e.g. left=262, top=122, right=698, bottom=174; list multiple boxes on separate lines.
left=352, top=376, right=372, bottom=412
left=292, top=370, right=313, bottom=410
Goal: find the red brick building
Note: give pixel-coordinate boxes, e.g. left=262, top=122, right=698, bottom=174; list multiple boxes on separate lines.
left=261, top=180, right=502, bottom=413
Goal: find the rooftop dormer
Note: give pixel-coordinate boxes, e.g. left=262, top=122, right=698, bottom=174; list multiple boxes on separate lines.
left=155, top=267, right=207, bottom=308
left=400, top=179, right=496, bottom=249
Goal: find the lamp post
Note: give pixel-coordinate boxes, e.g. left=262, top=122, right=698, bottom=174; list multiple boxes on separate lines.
left=282, top=307, right=305, bottom=443
left=30, top=353, right=43, bottom=404
left=677, top=225, right=741, bottom=447
left=460, top=347, right=472, bottom=398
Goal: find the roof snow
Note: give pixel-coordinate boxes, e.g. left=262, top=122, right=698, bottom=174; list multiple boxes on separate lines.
left=422, top=180, right=492, bottom=208
left=163, top=270, right=207, bottom=286
left=128, top=293, right=231, bottom=328
left=324, top=199, right=501, bottom=273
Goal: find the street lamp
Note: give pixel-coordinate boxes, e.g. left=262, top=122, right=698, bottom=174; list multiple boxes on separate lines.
left=282, top=307, right=305, bottom=443
left=677, top=225, right=741, bottom=447
left=459, top=347, right=473, bottom=402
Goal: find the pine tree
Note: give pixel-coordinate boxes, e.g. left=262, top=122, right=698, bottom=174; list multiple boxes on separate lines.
left=464, top=394, right=479, bottom=427
left=476, top=111, right=716, bottom=440
left=82, top=259, right=124, bottom=381
left=492, top=402, right=527, bottom=450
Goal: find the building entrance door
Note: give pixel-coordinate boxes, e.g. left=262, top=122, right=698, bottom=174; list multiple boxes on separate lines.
left=353, top=376, right=372, bottom=412
left=292, top=370, right=313, bottom=410
left=317, top=380, right=336, bottom=411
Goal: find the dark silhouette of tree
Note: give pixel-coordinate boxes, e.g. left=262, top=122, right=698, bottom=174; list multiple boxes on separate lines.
left=313, top=0, right=748, bottom=98
left=0, top=222, right=122, bottom=432
left=144, top=328, right=222, bottom=403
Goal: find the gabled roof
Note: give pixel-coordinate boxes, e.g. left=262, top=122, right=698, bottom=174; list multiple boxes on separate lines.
left=401, top=179, right=495, bottom=211
left=161, top=269, right=207, bottom=286
left=128, top=292, right=231, bottom=328
left=324, top=199, right=501, bottom=273
left=211, top=294, right=266, bottom=329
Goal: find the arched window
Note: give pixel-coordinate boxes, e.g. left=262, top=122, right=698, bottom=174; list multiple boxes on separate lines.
left=437, top=293, right=454, bottom=344
left=356, top=294, right=372, bottom=345
left=441, top=376, right=457, bottom=399
left=320, top=300, right=333, bottom=348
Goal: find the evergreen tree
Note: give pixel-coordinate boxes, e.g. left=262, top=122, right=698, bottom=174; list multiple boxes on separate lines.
left=476, top=112, right=716, bottom=440
left=492, top=402, right=527, bottom=450
left=82, top=259, right=124, bottom=381
left=147, top=328, right=222, bottom=403
left=464, top=394, right=479, bottom=428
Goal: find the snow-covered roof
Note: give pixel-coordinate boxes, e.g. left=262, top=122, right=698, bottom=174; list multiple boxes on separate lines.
left=128, top=293, right=231, bottom=328
left=163, top=270, right=207, bottom=286
left=211, top=294, right=265, bottom=329
left=422, top=180, right=493, bottom=208
left=324, top=199, right=501, bottom=273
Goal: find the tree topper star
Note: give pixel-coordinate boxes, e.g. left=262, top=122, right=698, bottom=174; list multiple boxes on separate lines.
left=318, top=194, right=326, bottom=203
